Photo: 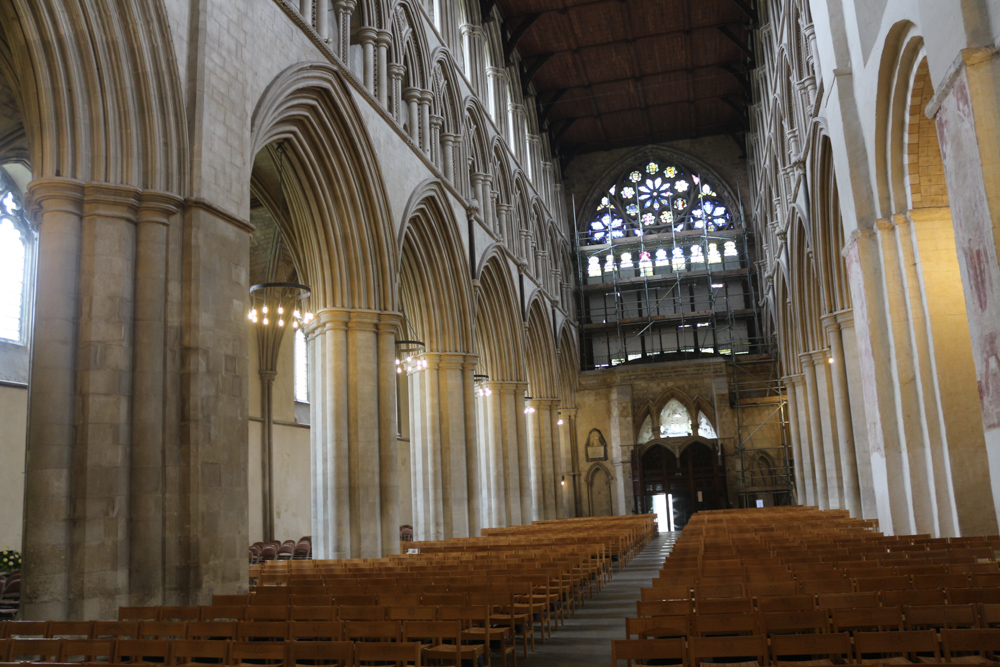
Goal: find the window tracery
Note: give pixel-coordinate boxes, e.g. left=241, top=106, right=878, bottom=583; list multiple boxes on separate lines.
left=659, top=399, right=692, bottom=438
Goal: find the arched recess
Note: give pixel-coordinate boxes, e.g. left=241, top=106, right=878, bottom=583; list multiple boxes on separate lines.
left=523, top=296, right=559, bottom=521
left=555, top=322, right=580, bottom=517
left=586, top=463, right=614, bottom=517
left=429, top=51, right=462, bottom=180
left=632, top=439, right=724, bottom=530
left=391, top=1, right=430, bottom=146
left=397, top=179, right=480, bottom=542
left=473, top=250, right=528, bottom=528
left=876, top=24, right=996, bottom=536
left=251, top=62, right=400, bottom=562
left=464, top=98, right=491, bottom=214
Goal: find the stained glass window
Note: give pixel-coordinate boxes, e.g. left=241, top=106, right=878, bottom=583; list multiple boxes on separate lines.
left=585, top=161, right=732, bottom=244
left=698, top=411, right=717, bottom=439
left=294, top=328, right=309, bottom=403
left=659, top=399, right=692, bottom=438
left=0, top=181, right=30, bottom=343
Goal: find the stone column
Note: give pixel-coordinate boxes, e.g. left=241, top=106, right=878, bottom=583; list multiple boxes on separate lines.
left=876, top=217, right=938, bottom=534
left=494, top=381, right=524, bottom=524
left=357, top=27, right=377, bottom=94
left=496, top=203, right=512, bottom=244
left=69, top=183, right=144, bottom=619
left=441, top=133, right=458, bottom=182
left=486, top=67, right=508, bottom=129
left=408, top=352, right=474, bottom=540
left=375, top=30, right=390, bottom=108
left=388, top=64, right=405, bottom=124
left=800, top=353, right=829, bottom=508
left=461, top=355, right=481, bottom=536
left=419, top=91, right=433, bottom=155
left=788, top=375, right=815, bottom=505
left=783, top=375, right=806, bottom=505
left=429, top=115, right=443, bottom=168
left=128, top=191, right=181, bottom=606
left=316, top=0, right=330, bottom=42
left=459, top=24, right=484, bottom=93
left=524, top=400, right=543, bottom=521
left=838, top=309, right=879, bottom=519
left=823, top=314, right=862, bottom=517
left=300, top=0, right=314, bottom=27
left=527, top=398, right=558, bottom=520
left=542, top=162, right=554, bottom=208
left=403, top=87, right=421, bottom=146
left=810, top=349, right=843, bottom=509
left=930, top=50, right=1000, bottom=532
left=557, top=408, right=577, bottom=518
left=471, top=173, right=487, bottom=224
left=346, top=311, right=382, bottom=557
left=608, top=385, right=632, bottom=515
left=843, top=227, right=917, bottom=534
left=316, top=309, right=351, bottom=558
left=377, top=313, right=401, bottom=555
left=22, top=179, right=85, bottom=620
left=334, top=0, right=355, bottom=63
left=527, top=134, right=541, bottom=182
left=514, top=386, right=532, bottom=522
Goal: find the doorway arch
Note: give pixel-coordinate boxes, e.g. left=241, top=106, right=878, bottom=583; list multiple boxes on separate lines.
left=632, top=439, right=726, bottom=530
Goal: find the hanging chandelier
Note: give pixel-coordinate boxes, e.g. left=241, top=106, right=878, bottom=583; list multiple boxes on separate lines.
left=247, top=142, right=313, bottom=331
left=248, top=282, right=313, bottom=329
left=395, top=340, right=427, bottom=374
left=524, top=395, right=536, bottom=415
left=474, top=374, right=491, bottom=397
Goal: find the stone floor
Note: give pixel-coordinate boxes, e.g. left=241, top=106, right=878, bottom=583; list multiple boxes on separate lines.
left=520, top=531, right=679, bottom=666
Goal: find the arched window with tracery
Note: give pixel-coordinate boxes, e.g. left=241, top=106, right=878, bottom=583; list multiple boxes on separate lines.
left=659, top=399, right=692, bottom=438
left=574, top=150, right=759, bottom=369
left=0, top=174, right=32, bottom=345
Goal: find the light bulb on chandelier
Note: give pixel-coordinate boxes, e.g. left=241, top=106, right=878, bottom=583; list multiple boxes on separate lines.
left=248, top=282, right=312, bottom=330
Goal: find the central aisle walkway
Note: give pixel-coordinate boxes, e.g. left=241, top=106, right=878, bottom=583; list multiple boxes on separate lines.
left=521, top=531, right=679, bottom=666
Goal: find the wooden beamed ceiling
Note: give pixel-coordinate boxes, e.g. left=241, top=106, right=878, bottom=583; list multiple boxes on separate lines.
left=492, top=0, right=755, bottom=161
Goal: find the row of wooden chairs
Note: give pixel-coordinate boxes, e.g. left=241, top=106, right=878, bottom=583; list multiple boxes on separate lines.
left=626, top=603, right=1000, bottom=636
left=0, top=637, right=423, bottom=666
left=612, top=629, right=1000, bottom=665
left=640, top=586, right=1000, bottom=608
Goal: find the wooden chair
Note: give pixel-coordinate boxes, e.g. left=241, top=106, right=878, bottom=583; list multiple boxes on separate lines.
left=158, top=607, right=202, bottom=622
left=237, top=621, right=288, bottom=641
left=386, top=607, right=437, bottom=622
left=7, top=638, right=62, bottom=662
left=58, top=638, right=114, bottom=663
left=758, top=595, right=816, bottom=613
left=612, top=637, right=687, bottom=666
left=881, top=589, right=947, bottom=607
left=169, top=639, right=230, bottom=667
left=913, top=574, right=969, bottom=590
left=853, top=629, right=940, bottom=664
left=403, top=620, right=484, bottom=666
left=199, top=606, right=245, bottom=622
left=2, top=621, right=48, bottom=638
left=46, top=622, right=93, bottom=639
left=138, top=621, right=188, bottom=640
left=948, top=588, right=1000, bottom=605
left=749, top=581, right=799, bottom=597
left=245, top=606, right=290, bottom=622
left=212, top=595, right=250, bottom=606
left=816, top=592, right=879, bottom=610
left=636, top=600, right=693, bottom=617
left=286, top=639, right=354, bottom=667
left=831, top=606, right=904, bottom=633
left=287, top=620, right=344, bottom=641
left=120, top=607, right=160, bottom=622
left=854, top=576, right=910, bottom=592
left=941, top=628, right=1000, bottom=664
left=688, top=634, right=767, bottom=667
left=112, top=638, right=173, bottom=664
left=345, top=620, right=400, bottom=643
left=904, top=604, right=979, bottom=632
left=289, top=606, right=337, bottom=622
left=186, top=621, right=238, bottom=640
left=625, top=615, right=690, bottom=639
left=231, top=640, right=285, bottom=667
left=693, top=613, right=759, bottom=637
left=641, top=585, right=692, bottom=602
left=439, top=605, right=514, bottom=667
left=91, top=621, right=140, bottom=639
left=338, top=606, right=386, bottom=622
left=697, top=598, right=753, bottom=615
left=355, top=640, right=422, bottom=666
left=762, top=610, right=829, bottom=635
left=770, top=631, right=852, bottom=665
left=800, top=579, right=854, bottom=596
left=979, top=603, right=1000, bottom=629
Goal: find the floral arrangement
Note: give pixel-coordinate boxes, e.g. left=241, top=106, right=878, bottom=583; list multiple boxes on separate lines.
left=0, top=550, right=21, bottom=574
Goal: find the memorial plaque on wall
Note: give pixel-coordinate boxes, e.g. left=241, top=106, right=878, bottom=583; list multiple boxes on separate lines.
left=585, top=428, right=608, bottom=461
